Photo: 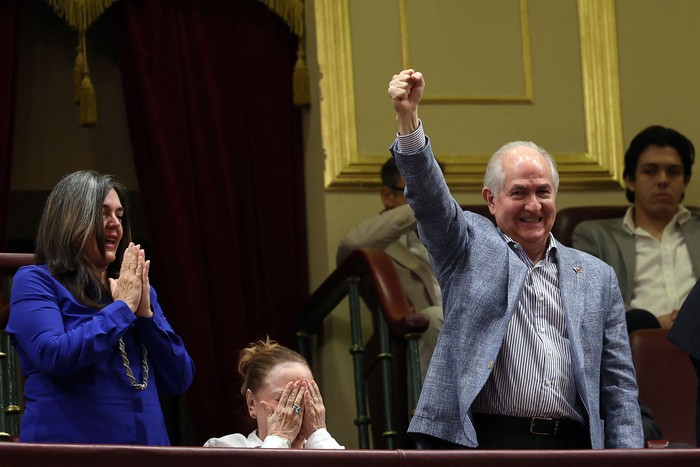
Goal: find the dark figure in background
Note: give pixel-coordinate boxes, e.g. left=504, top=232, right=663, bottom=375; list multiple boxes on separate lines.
left=6, top=170, right=195, bottom=445
left=337, top=157, right=443, bottom=379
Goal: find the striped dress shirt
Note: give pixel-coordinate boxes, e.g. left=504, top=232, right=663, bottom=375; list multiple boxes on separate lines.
left=472, top=233, right=584, bottom=423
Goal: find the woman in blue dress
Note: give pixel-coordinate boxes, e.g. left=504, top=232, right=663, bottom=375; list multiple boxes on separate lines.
left=6, top=170, right=195, bottom=445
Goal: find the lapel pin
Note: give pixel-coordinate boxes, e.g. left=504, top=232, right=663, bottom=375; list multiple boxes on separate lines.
left=573, top=266, right=583, bottom=273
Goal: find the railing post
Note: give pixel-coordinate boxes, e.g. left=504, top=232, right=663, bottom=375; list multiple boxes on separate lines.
left=376, top=311, right=397, bottom=449
left=4, top=341, right=20, bottom=439
left=0, top=331, right=12, bottom=442
left=347, top=277, right=370, bottom=449
left=0, top=335, right=7, bottom=440
left=296, top=330, right=312, bottom=367
left=405, top=333, right=423, bottom=407
left=403, top=332, right=424, bottom=449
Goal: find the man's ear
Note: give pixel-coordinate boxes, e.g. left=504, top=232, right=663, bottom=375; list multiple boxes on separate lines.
left=623, top=175, right=635, bottom=196
left=380, top=186, right=393, bottom=209
left=246, top=389, right=256, bottom=419
left=482, top=188, right=496, bottom=215
left=623, top=174, right=635, bottom=191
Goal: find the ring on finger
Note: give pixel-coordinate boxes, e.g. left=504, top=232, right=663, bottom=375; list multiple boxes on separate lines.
left=292, top=404, right=301, bottom=414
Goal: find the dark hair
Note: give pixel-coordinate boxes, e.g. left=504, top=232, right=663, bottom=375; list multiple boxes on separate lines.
left=381, top=158, right=403, bottom=188
left=238, top=336, right=309, bottom=395
left=35, top=170, right=132, bottom=308
left=623, top=126, right=695, bottom=203
left=381, top=157, right=444, bottom=188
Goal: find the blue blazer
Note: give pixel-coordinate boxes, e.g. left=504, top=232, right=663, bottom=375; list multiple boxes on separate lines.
left=392, top=138, right=644, bottom=449
left=6, top=265, right=195, bottom=445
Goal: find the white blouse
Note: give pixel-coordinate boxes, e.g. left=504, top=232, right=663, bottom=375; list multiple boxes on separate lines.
left=203, top=428, right=344, bottom=449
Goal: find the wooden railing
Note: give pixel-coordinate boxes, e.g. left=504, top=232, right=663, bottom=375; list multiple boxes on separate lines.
left=295, top=248, right=429, bottom=449
left=2, top=442, right=700, bottom=466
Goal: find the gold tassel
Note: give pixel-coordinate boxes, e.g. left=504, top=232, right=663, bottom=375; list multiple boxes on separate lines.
left=78, top=30, right=97, bottom=126
left=79, top=72, right=97, bottom=126
left=73, top=45, right=84, bottom=103
left=293, top=42, right=310, bottom=107
left=45, top=0, right=116, bottom=127
left=257, top=0, right=309, bottom=107
left=44, top=0, right=116, bottom=31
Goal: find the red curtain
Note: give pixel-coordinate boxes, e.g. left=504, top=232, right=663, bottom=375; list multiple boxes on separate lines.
left=0, top=0, right=21, bottom=251
left=118, top=0, right=308, bottom=444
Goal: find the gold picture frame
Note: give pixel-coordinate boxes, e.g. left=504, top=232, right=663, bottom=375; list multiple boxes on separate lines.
left=316, top=0, right=623, bottom=191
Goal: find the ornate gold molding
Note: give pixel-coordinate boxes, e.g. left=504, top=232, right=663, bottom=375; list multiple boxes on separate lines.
left=317, top=0, right=624, bottom=191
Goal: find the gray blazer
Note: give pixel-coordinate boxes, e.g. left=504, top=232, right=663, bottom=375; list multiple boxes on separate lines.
left=392, top=138, right=644, bottom=449
left=572, top=214, right=700, bottom=307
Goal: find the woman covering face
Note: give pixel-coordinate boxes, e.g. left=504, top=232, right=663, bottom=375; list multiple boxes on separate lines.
left=203, top=337, right=344, bottom=449
left=6, top=170, right=195, bottom=445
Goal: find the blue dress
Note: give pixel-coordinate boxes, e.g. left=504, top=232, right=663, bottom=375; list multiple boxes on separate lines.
left=5, top=265, right=195, bottom=445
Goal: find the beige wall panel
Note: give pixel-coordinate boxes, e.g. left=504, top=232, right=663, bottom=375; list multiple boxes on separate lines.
left=404, top=1, right=527, bottom=100
left=616, top=0, right=700, bottom=206
left=12, top=3, right=136, bottom=191
left=318, top=0, right=624, bottom=191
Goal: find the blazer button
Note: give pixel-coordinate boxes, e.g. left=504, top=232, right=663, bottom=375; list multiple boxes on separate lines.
left=487, top=361, right=494, bottom=369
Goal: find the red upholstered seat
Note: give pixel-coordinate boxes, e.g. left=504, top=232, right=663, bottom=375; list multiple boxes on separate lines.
left=629, top=328, right=697, bottom=447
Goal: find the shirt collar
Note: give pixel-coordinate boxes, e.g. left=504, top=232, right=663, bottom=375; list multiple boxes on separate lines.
left=499, top=229, right=558, bottom=264
left=622, top=205, right=691, bottom=234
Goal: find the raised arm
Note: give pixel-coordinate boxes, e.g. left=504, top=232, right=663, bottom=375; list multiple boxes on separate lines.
left=388, top=69, right=424, bottom=135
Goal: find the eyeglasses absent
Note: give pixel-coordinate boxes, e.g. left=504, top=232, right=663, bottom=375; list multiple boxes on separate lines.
left=386, top=185, right=405, bottom=192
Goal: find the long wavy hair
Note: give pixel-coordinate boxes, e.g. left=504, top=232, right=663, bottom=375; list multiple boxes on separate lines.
left=34, top=170, right=132, bottom=309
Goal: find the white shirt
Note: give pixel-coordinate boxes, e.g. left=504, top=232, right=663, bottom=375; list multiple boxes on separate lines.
left=624, top=206, right=696, bottom=316
left=203, top=428, right=344, bottom=449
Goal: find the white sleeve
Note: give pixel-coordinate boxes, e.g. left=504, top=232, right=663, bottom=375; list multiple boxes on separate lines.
left=260, top=434, right=291, bottom=448
left=304, top=428, right=345, bottom=449
left=202, top=433, right=252, bottom=447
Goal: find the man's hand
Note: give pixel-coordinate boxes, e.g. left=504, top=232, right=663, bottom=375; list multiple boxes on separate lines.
left=388, top=69, right=424, bottom=135
left=657, top=310, right=678, bottom=329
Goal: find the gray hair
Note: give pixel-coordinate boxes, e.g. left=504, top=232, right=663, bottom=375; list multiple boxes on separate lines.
left=483, top=141, right=559, bottom=198
left=35, top=170, right=132, bottom=308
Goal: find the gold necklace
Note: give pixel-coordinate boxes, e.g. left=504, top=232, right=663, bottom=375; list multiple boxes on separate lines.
left=118, top=337, right=149, bottom=390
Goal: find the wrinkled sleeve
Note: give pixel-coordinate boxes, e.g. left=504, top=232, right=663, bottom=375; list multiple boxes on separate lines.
left=133, top=287, right=195, bottom=394
left=305, top=428, right=345, bottom=449
left=203, top=433, right=252, bottom=447
left=7, top=266, right=136, bottom=377
left=336, top=205, right=418, bottom=265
